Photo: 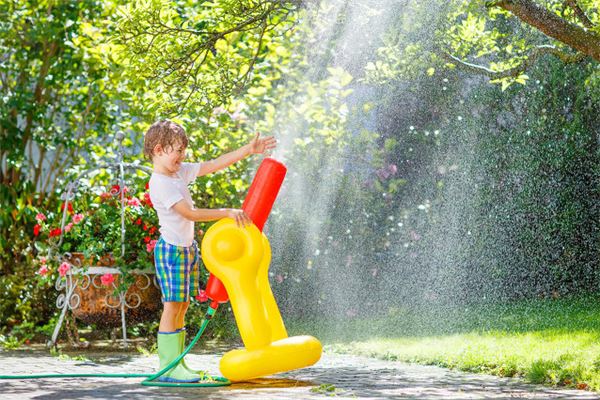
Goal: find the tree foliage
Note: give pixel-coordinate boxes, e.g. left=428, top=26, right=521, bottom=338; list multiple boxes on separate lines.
left=0, top=0, right=303, bottom=339
left=368, top=1, right=600, bottom=90
left=114, top=0, right=300, bottom=116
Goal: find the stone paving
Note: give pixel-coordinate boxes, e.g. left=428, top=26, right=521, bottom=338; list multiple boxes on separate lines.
left=1, top=346, right=599, bottom=400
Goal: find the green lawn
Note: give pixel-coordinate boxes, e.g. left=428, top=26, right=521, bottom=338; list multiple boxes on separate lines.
left=288, top=296, right=600, bottom=391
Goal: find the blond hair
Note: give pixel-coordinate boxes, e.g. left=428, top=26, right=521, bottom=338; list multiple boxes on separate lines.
left=143, top=120, right=189, bottom=160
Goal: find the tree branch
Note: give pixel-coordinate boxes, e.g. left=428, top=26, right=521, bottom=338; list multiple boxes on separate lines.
left=488, top=0, right=600, bottom=61
left=130, top=10, right=267, bottom=83
left=236, top=21, right=268, bottom=93
left=564, top=0, right=594, bottom=29
left=442, top=44, right=587, bottom=79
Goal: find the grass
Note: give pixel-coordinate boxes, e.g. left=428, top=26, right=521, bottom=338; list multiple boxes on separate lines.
left=288, top=295, right=600, bottom=392
left=309, top=383, right=350, bottom=396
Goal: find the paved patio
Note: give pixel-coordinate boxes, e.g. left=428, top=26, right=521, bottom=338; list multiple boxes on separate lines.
left=1, top=345, right=599, bottom=399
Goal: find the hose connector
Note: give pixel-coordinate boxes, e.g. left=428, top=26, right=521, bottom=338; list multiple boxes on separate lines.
left=206, top=304, right=218, bottom=320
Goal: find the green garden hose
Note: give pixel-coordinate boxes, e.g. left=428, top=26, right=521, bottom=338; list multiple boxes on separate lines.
left=0, top=306, right=231, bottom=388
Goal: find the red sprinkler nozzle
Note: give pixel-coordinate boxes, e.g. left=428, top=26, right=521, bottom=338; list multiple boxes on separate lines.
left=205, top=273, right=229, bottom=310
left=242, top=157, right=287, bottom=232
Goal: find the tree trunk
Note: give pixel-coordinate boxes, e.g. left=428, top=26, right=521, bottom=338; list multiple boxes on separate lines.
left=494, top=0, right=600, bottom=61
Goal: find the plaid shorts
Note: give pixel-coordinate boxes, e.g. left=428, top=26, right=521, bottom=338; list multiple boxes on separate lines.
left=154, top=237, right=200, bottom=303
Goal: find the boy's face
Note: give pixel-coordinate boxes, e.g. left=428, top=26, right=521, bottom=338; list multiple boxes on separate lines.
left=153, top=140, right=187, bottom=175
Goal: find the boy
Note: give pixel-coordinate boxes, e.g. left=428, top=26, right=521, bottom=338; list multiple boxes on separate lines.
left=144, top=119, right=276, bottom=382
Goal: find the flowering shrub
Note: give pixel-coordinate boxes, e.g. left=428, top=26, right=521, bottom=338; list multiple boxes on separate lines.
left=33, top=181, right=159, bottom=287
left=33, top=202, right=89, bottom=281
left=108, top=183, right=159, bottom=274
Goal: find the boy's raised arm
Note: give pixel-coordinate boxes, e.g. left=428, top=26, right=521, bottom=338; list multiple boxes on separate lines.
left=197, top=133, right=277, bottom=177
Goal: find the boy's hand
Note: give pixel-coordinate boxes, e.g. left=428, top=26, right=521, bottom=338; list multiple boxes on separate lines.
left=249, top=133, right=277, bottom=155
left=227, top=209, right=253, bottom=228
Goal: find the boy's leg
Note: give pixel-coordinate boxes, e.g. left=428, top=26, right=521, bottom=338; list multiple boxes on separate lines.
left=155, top=237, right=191, bottom=332
left=177, top=307, right=206, bottom=376
left=176, top=301, right=190, bottom=330
left=177, top=242, right=205, bottom=375
left=177, top=241, right=198, bottom=331
left=156, top=301, right=199, bottom=383
left=160, top=302, right=181, bottom=332
left=153, top=239, right=199, bottom=381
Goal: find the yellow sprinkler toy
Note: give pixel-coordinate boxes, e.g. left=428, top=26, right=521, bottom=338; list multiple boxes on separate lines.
left=201, top=157, right=322, bottom=382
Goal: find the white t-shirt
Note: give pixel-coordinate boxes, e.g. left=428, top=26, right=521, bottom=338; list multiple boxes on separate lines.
left=149, top=162, right=202, bottom=247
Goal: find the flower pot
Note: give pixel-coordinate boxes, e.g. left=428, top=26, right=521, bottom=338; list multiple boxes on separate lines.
left=71, top=266, right=161, bottom=328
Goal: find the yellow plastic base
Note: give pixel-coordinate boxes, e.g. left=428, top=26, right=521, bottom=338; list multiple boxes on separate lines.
left=220, top=335, right=322, bottom=382
left=202, top=219, right=323, bottom=381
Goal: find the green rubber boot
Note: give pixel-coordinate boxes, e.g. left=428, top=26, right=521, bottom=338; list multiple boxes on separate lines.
left=178, top=328, right=206, bottom=378
left=157, top=331, right=200, bottom=383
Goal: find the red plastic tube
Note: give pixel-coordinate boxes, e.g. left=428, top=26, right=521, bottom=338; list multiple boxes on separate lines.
left=242, top=157, right=287, bottom=232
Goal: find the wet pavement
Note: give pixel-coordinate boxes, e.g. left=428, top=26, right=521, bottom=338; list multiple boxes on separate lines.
left=1, top=344, right=599, bottom=399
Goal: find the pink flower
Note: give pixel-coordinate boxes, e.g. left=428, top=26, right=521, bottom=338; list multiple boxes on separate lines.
left=127, top=197, right=141, bottom=207
left=146, top=239, right=157, bottom=253
left=58, top=262, right=70, bottom=277
left=195, top=289, right=208, bottom=302
left=39, top=257, right=47, bottom=264
left=72, top=213, right=84, bottom=224
left=37, top=265, right=50, bottom=276
left=275, top=274, right=284, bottom=283
left=64, top=222, right=74, bottom=233
left=35, top=213, right=47, bottom=222
left=100, top=273, right=115, bottom=286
